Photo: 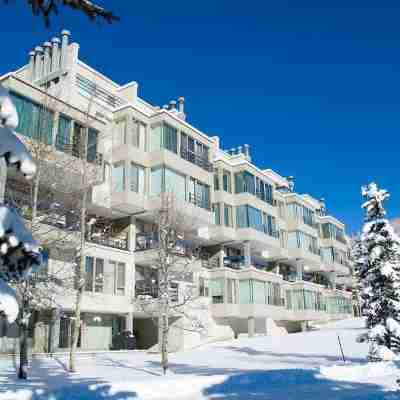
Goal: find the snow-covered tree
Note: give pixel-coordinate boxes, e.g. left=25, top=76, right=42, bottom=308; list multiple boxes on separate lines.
left=0, top=85, right=41, bottom=326
left=350, top=235, right=364, bottom=317
left=357, top=182, right=400, bottom=361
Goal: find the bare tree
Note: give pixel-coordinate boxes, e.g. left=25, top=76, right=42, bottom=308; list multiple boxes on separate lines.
left=135, top=193, right=207, bottom=375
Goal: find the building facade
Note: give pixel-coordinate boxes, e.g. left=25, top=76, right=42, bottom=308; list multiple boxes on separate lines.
left=0, top=30, right=353, bottom=353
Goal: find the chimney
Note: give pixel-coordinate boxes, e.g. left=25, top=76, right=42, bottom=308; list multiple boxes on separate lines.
left=169, top=100, right=177, bottom=111
left=178, top=97, right=185, bottom=113
left=229, top=148, right=236, bottom=155
left=237, top=145, right=243, bottom=155
left=43, top=42, right=52, bottom=76
left=60, top=29, right=71, bottom=69
left=287, top=176, right=295, bottom=192
left=51, top=37, right=61, bottom=72
left=28, top=51, right=35, bottom=82
left=162, top=104, right=168, bottom=110
left=243, top=144, right=250, bottom=160
left=34, top=46, right=43, bottom=80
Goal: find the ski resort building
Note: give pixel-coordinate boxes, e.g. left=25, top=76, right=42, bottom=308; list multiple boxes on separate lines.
left=0, top=30, right=353, bottom=353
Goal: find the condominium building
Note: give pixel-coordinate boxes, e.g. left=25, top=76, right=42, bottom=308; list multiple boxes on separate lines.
left=0, top=31, right=353, bottom=353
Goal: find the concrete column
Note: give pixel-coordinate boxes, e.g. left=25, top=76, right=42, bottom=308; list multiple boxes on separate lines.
left=60, top=29, right=71, bottom=69
left=274, top=262, right=281, bottom=275
left=248, top=317, right=255, bottom=337
left=125, top=313, right=134, bottom=332
left=28, top=51, right=35, bottom=82
left=51, top=37, right=61, bottom=72
left=296, top=260, right=304, bottom=281
left=144, top=167, right=150, bottom=197
left=43, top=41, right=52, bottom=76
left=243, top=241, right=251, bottom=268
left=128, top=216, right=136, bottom=252
left=218, top=245, right=225, bottom=268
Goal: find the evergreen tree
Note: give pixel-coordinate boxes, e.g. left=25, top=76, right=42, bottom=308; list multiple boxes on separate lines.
left=350, top=235, right=364, bottom=317
left=358, top=182, right=400, bottom=360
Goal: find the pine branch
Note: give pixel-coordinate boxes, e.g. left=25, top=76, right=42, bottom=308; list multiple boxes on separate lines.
left=4, top=0, right=119, bottom=26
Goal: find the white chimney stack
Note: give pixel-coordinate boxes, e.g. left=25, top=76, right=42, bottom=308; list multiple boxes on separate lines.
left=28, top=51, right=35, bottom=82
left=169, top=100, right=177, bottom=111
left=51, top=37, right=61, bottom=72
left=43, top=42, right=52, bottom=76
left=60, top=29, right=71, bottom=69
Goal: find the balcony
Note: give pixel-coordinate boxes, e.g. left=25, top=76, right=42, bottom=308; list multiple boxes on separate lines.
left=187, top=192, right=211, bottom=211
left=86, top=233, right=129, bottom=251
left=180, top=148, right=213, bottom=172
left=135, top=281, right=179, bottom=302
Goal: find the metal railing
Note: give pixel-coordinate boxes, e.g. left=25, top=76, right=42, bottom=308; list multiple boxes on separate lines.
left=62, top=143, right=103, bottom=165
left=180, top=148, right=213, bottom=172
left=86, top=234, right=129, bottom=251
left=135, top=233, right=159, bottom=251
left=135, top=282, right=179, bottom=302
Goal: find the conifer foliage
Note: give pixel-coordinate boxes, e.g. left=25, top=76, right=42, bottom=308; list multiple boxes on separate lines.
left=357, top=182, right=400, bottom=360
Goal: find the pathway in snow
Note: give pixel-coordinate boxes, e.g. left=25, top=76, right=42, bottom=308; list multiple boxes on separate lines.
left=0, top=318, right=399, bottom=399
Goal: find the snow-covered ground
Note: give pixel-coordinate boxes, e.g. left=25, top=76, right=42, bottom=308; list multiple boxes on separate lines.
left=0, top=318, right=399, bottom=399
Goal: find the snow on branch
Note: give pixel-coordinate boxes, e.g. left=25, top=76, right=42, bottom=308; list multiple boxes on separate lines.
left=361, top=182, right=389, bottom=221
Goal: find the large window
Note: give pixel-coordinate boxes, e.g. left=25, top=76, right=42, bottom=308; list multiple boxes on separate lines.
left=321, top=223, right=346, bottom=243
left=213, top=203, right=221, bottom=225
left=236, top=205, right=263, bottom=232
left=210, top=278, right=224, bottom=304
left=112, top=162, right=125, bottom=192
left=131, top=119, right=146, bottom=149
left=150, top=123, right=177, bottom=153
left=321, top=247, right=347, bottom=266
left=10, top=92, right=54, bottom=145
left=223, top=170, right=232, bottom=193
left=288, top=202, right=316, bottom=227
left=181, top=132, right=210, bottom=170
left=115, top=262, right=126, bottom=295
left=262, top=212, right=278, bottom=238
left=188, top=178, right=210, bottom=210
left=288, top=231, right=319, bottom=255
left=151, top=166, right=186, bottom=201
left=224, top=204, right=233, bottom=227
left=87, top=128, right=98, bottom=162
left=55, top=114, right=71, bottom=151
left=85, top=256, right=104, bottom=293
left=130, top=163, right=145, bottom=194
left=235, top=171, right=274, bottom=205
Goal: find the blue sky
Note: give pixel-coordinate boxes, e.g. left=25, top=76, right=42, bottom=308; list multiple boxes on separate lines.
left=1, top=0, right=400, bottom=233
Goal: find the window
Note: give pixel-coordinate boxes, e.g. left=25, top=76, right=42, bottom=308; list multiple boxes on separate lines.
left=112, top=162, right=125, bottom=192
left=288, top=203, right=315, bottom=227
left=223, top=170, right=231, bottom=193
left=130, top=163, right=145, bottom=193
left=210, top=278, right=224, bottom=304
left=288, top=231, right=319, bottom=255
left=56, top=114, right=71, bottom=151
left=94, top=258, right=104, bottom=292
left=114, top=262, right=126, bottom=295
left=87, top=128, right=98, bottom=162
left=165, top=167, right=186, bottom=201
left=213, top=203, right=221, bottom=225
left=199, top=277, right=209, bottom=297
left=262, top=212, right=278, bottom=238
left=10, top=92, right=54, bottom=145
left=115, top=119, right=126, bottom=146
left=280, top=229, right=288, bottom=248
left=180, top=132, right=210, bottom=170
left=131, top=120, right=146, bottom=148
left=72, top=122, right=84, bottom=158
left=236, top=205, right=263, bottom=232
left=188, top=178, right=210, bottom=210
left=321, top=223, right=346, bottom=243
left=150, top=123, right=177, bottom=153
left=214, top=173, right=220, bottom=191
left=227, top=279, right=237, bottom=303
left=85, top=256, right=104, bottom=293
left=224, top=205, right=233, bottom=227
left=235, top=171, right=274, bottom=205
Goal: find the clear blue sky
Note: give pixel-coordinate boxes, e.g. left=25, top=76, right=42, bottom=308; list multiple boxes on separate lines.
left=1, top=0, right=399, bottom=233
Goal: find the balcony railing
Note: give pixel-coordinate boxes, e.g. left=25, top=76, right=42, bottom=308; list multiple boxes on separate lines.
left=224, top=255, right=246, bottom=270
left=135, top=233, right=196, bottom=257
left=62, top=143, right=103, bottom=165
left=262, top=225, right=280, bottom=239
left=135, top=282, right=179, bottom=302
left=86, top=233, right=129, bottom=251
left=180, top=149, right=213, bottom=172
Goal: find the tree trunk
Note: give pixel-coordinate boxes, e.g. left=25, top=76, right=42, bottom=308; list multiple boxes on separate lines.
left=18, top=297, right=30, bottom=379
left=69, top=188, right=87, bottom=372
left=161, top=313, right=169, bottom=375
left=69, top=128, right=88, bottom=373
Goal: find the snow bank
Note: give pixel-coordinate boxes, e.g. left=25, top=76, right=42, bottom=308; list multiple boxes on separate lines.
left=320, top=361, right=399, bottom=389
